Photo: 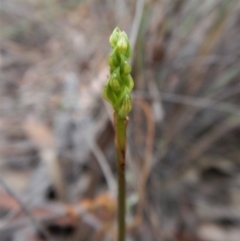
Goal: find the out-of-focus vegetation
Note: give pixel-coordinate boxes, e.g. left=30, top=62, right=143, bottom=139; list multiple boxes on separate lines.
left=0, top=0, right=240, bottom=241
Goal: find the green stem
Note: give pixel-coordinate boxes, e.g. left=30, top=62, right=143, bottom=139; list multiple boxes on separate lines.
left=114, top=112, right=128, bottom=241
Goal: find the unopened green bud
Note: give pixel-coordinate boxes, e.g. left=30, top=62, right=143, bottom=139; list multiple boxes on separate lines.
left=119, top=94, right=132, bottom=118
left=123, top=75, right=134, bottom=91
left=117, top=32, right=129, bottom=54
left=103, top=84, right=117, bottom=105
left=108, top=48, right=119, bottom=69
left=109, top=74, right=120, bottom=91
left=109, top=27, right=120, bottom=48
left=121, top=60, right=131, bottom=75
left=125, top=44, right=132, bottom=59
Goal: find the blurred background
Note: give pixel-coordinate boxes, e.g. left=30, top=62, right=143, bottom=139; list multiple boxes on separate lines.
left=1, top=0, right=240, bottom=240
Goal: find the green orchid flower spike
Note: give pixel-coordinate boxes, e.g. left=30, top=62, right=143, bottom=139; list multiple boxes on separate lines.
left=102, top=27, right=133, bottom=241
left=103, top=27, right=134, bottom=118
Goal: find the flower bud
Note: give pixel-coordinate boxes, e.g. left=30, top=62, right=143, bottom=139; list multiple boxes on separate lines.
left=103, top=84, right=117, bottom=105
left=117, top=32, right=129, bottom=54
left=119, top=94, right=132, bottom=118
left=121, top=60, right=131, bottom=75
left=123, top=75, right=134, bottom=91
left=108, top=48, right=119, bottom=69
left=109, top=27, right=120, bottom=48
left=125, top=44, right=132, bottom=59
left=109, top=74, right=120, bottom=91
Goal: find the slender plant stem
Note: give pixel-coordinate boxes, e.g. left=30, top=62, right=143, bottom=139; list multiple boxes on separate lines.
left=114, top=112, right=128, bottom=241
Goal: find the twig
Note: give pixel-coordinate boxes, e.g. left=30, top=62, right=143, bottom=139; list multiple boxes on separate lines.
left=130, top=0, right=145, bottom=64
left=147, top=72, right=165, bottom=122
left=133, top=90, right=240, bottom=165
left=0, top=177, right=55, bottom=241
left=86, top=138, right=117, bottom=196
left=157, top=116, right=240, bottom=190
left=0, top=202, right=102, bottom=236
left=135, top=100, right=155, bottom=209
left=132, top=90, right=240, bottom=114
left=179, top=116, right=240, bottom=169
left=213, top=83, right=240, bottom=101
